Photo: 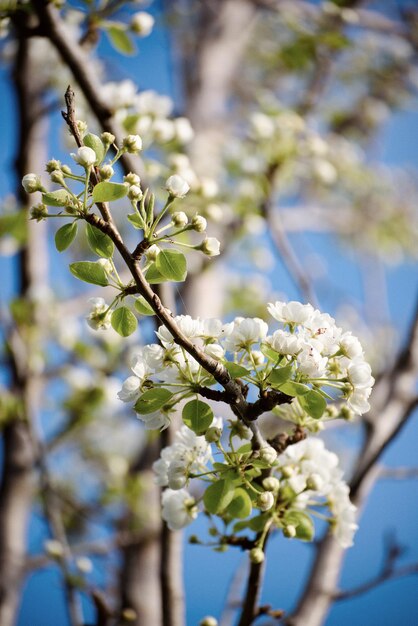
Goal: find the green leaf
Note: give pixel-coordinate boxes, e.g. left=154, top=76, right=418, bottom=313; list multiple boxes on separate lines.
left=111, top=306, right=138, bottom=337
left=248, top=512, right=271, bottom=532
left=224, top=362, right=251, bottom=379
left=69, top=261, right=108, bottom=286
left=105, top=24, right=136, bottom=55
left=55, top=222, right=78, bottom=252
left=134, top=388, right=173, bottom=415
left=156, top=249, right=187, bottom=282
left=203, top=479, right=235, bottom=515
left=260, top=342, right=281, bottom=362
left=92, top=182, right=128, bottom=203
left=42, top=189, right=74, bottom=207
left=86, top=223, right=114, bottom=258
left=182, top=399, right=213, bottom=435
left=145, top=263, right=167, bottom=284
left=0, top=211, right=27, bottom=244
left=127, top=213, right=146, bottom=230
left=269, top=364, right=293, bottom=386
left=226, top=488, right=252, bottom=519
left=134, top=296, right=155, bottom=316
left=84, top=133, right=105, bottom=165
left=298, top=389, right=327, bottom=419
left=284, top=510, right=314, bottom=541
left=278, top=381, right=310, bottom=396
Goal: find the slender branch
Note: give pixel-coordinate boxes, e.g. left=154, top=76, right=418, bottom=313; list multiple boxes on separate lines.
left=334, top=562, right=418, bottom=601
left=379, top=466, right=418, bottom=480
left=31, top=0, right=143, bottom=178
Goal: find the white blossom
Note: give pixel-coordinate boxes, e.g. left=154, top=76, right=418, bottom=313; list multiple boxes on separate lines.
left=161, top=489, right=198, bottom=530
left=130, top=12, right=154, bottom=36
left=122, top=134, right=143, bottom=153
left=22, top=173, right=43, bottom=193
left=268, top=301, right=314, bottom=325
left=166, top=174, right=190, bottom=198
left=200, top=237, right=221, bottom=257
left=71, top=146, right=97, bottom=168
left=86, top=297, right=111, bottom=330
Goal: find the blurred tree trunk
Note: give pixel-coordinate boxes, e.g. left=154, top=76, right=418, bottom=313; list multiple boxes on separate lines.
left=0, top=32, right=48, bottom=626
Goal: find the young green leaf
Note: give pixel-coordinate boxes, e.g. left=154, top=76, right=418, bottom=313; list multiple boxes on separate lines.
left=86, top=223, right=114, bottom=258
left=145, top=263, right=167, bottom=284
left=69, top=261, right=108, bottom=286
left=260, top=342, right=281, bottom=362
left=298, top=389, right=327, bottom=419
left=226, top=488, right=252, bottom=519
left=42, top=189, right=74, bottom=207
left=269, top=364, right=293, bottom=386
left=92, top=182, right=128, bottom=203
left=111, top=306, right=138, bottom=337
left=278, top=381, right=310, bottom=396
left=284, top=510, right=315, bottom=541
left=134, top=388, right=173, bottom=415
left=127, top=213, right=146, bottom=230
left=182, top=399, right=214, bottom=435
left=156, top=249, right=187, bottom=282
left=84, top=133, right=105, bottom=165
left=203, top=479, right=235, bottom=515
left=224, top=362, right=251, bottom=379
left=105, top=24, right=136, bottom=55
left=55, top=222, right=78, bottom=252
left=134, top=296, right=155, bottom=316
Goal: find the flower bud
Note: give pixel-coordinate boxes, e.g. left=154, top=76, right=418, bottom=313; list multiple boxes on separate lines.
left=198, top=237, right=220, bottom=257
left=251, top=350, right=265, bottom=366
left=168, top=474, right=187, bottom=490
left=44, top=539, right=64, bottom=559
left=71, top=146, right=97, bottom=169
left=306, top=473, right=323, bottom=491
left=30, top=203, right=48, bottom=222
left=46, top=159, right=61, bottom=173
left=76, top=120, right=88, bottom=136
left=22, top=173, right=44, bottom=194
left=258, top=445, right=277, bottom=465
left=166, top=175, right=190, bottom=198
left=50, top=169, right=65, bottom=185
left=262, top=476, right=280, bottom=492
left=191, top=214, right=207, bottom=232
left=172, top=211, right=188, bottom=228
left=200, top=617, right=218, bottom=626
left=124, top=172, right=141, bottom=186
left=281, top=465, right=294, bottom=478
left=128, top=184, right=143, bottom=201
left=340, top=405, right=354, bottom=421
left=97, top=258, right=113, bottom=274
left=283, top=524, right=296, bottom=538
left=75, top=557, right=93, bottom=573
left=122, top=134, right=143, bottom=154
left=257, top=491, right=275, bottom=511
left=189, top=535, right=199, bottom=544
left=146, top=244, right=160, bottom=261
left=249, top=547, right=264, bottom=564
left=101, top=132, right=115, bottom=147
left=61, top=165, right=72, bottom=175
left=205, top=427, right=222, bottom=443
left=130, top=12, right=155, bottom=36
left=99, top=164, right=114, bottom=180
left=121, top=608, right=137, bottom=622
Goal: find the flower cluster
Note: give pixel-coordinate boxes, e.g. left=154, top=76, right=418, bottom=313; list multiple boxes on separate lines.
left=118, top=302, right=374, bottom=432
left=276, top=438, right=358, bottom=548
left=153, top=419, right=222, bottom=529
